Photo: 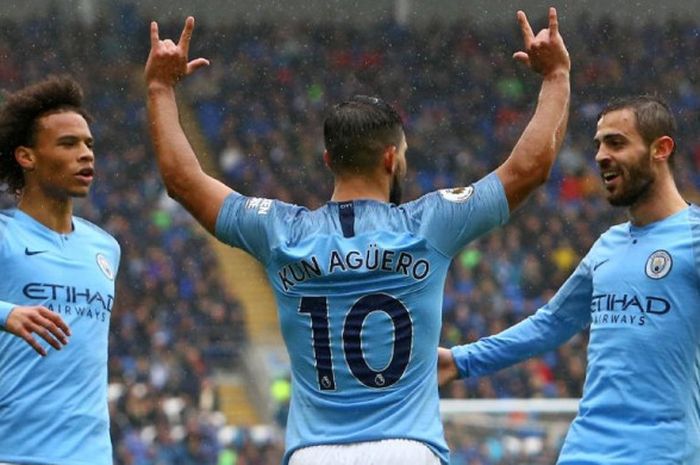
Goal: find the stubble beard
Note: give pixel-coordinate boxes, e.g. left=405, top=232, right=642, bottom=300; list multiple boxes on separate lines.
left=389, top=172, right=403, bottom=205
left=607, top=149, right=655, bottom=207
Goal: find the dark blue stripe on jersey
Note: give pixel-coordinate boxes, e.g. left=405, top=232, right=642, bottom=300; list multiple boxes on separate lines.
left=338, top=201, right=355, bottom=238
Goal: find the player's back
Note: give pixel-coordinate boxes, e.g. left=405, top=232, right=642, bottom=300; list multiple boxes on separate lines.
left=270, top=199, right=453, bottom=463
left=215, top=173, right=509, bottom=465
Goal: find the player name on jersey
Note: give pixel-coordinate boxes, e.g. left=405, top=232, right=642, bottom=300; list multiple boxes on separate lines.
left=277, top=245, right=431, bottom=292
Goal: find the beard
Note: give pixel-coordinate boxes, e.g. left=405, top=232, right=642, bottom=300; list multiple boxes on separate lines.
left=389, top=172, right=403, bottom=205
left=607, top=149, right=655, bottom=207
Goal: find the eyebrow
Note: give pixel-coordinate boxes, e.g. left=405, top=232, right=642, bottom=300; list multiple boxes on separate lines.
left=593, top=133, right=627, bottom=143
left=56, top=134, right=93, bottom=143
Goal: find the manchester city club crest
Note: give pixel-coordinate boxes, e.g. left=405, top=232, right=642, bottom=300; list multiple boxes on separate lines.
left=96, top=253, right=115, bottom=281
left=645, top=250, right=672, bottom=279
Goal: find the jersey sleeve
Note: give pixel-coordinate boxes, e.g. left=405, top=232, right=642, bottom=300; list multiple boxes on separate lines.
left=214, top=193, right=296, bottom=265
left=0, top=301, right=15, bottom=328
left=451, top=250, right=595, bottom=378
left=0, top=219, right=13, bottom=327
left=417, top=172, right=509, bottom=257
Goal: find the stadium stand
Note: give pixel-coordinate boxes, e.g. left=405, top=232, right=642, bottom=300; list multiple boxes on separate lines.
left=0, top=5, right=698, bottom=464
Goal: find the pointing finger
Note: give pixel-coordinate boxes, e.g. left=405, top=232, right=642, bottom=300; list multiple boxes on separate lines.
left=548, top=7, right=559, bottom=38
left=150, top=21, right=160, bottom=47
left=516, top=10, right=534, bottom=48
left=179, top=16, right=195, bottom=55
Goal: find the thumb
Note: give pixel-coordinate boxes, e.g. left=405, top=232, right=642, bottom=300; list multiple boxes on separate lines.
left=513, top=51, right=530, bottom=67
left=186, top=57, right=211, bottom=75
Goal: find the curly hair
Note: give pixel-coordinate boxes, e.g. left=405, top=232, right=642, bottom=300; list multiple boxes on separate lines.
left=0, top=75, right=90, bottom=195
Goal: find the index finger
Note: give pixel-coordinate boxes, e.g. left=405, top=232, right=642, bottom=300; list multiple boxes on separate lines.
left=150, top=21, right=159, bottom=47
left=548, top=7, right=559, bottom=38
left=178, top=16, right=196, bottom=55
left=39, top=307, right=71, bottom=337
left=516, top=10, right=535, bottom=48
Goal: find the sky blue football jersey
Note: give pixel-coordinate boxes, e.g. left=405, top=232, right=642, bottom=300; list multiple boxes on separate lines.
left=216, top=173, right=509, bottom=464
left=0, top=209, right=120, bottom=465
left=452, top=205, right=700, bottom=465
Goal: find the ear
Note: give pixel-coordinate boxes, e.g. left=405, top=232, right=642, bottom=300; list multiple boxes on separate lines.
left=14, top=146, right=35, bottom=171
left=651, top=136, right=674, bottom=162
left=383, top=145, right=397, bottom=174
left=323, top=150, right=332, bottom=169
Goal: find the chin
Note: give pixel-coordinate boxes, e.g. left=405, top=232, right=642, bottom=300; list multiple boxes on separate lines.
left=70, top=189, right=91, bottom=198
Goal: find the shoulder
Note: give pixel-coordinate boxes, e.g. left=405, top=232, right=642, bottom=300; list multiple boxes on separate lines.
left=73, top=216, right=121, bottom=253
left=0, top=208, right=17, bottom=239
left=0, top=208, right=12, bottom=227
left=223, top=192, right=305, bottom=219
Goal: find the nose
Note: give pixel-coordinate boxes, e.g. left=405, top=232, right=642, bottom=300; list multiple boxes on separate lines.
left=595, top=147, right=610, bottom=167
left=79, top=143, right=94, bottom=162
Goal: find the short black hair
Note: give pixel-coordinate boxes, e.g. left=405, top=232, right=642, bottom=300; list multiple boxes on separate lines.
left=0, top=75, right=90, bottom=195
left=599, top=95, right=677, bottom=159
left=323, top=95, right=404, bottom=175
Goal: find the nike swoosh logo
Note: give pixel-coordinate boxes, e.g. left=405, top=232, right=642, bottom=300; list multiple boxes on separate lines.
left=593, top=259, right=610, bottom=271
left=24, top=248, right=47, bottom=256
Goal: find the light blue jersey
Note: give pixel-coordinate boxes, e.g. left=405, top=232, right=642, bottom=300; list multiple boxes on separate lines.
left=216, top=173, right=508, bottom=464
left=452, top=205, right=700, bottom=465
left=0, top=209, right=120, bottom=465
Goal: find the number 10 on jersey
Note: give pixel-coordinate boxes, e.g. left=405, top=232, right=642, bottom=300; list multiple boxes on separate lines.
left=299, top=293, right=413, bottom=391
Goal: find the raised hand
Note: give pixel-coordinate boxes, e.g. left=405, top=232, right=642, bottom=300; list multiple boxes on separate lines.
left=5, top=306, right=71, bottom=356
left=145, top=16, right=210, bottom=88
left=513, top=7, right=570, bottom=77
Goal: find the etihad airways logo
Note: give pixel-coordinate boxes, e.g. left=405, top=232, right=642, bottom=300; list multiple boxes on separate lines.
left=23, top=282, right=114, bottom=317
left=591, top=293, right=671, bottom=327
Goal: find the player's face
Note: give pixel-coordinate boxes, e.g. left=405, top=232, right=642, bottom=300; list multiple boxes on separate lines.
left=594, top=109, right=654, bottom=207
left=389, top=132, right=408, bottom=205
left=25, top=111, right=95, bottom=199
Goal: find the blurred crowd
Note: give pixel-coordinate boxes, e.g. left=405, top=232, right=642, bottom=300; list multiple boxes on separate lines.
left=1, top=5, right=700, bottom=465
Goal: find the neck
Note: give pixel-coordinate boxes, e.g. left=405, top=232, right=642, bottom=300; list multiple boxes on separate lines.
left=330, top=174, right=390, bottom=202
left=17, top=187, right=74, bottom=234
left=628, top=174, right=687, bottom=226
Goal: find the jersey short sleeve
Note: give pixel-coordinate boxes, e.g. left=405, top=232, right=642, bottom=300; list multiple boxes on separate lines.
left=215, top=193, right=301, bottom=264
left=410, top=172, right=509, bottom=257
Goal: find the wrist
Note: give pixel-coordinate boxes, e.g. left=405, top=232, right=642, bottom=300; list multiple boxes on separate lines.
left=146, top=81, right=177, bottom=95
left=543, top=68, right=570, bottom=81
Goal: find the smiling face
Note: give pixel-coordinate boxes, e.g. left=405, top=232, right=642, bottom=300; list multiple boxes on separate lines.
left=594, top=108, right=655, bottom=207
left=18, top=110, right=95, bottom=200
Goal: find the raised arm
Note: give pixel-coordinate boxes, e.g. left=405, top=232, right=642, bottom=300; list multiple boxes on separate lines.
left=495, top=7, right=571, bottom=212
left=145, top=17, right=233, bottom=234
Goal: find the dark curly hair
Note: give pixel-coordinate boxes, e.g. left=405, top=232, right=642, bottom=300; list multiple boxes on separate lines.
left=0, top=75, right=91, bottom=195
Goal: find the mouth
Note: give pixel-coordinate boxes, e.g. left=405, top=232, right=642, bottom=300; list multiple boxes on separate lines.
left=601, top=170, right=620, bottom=188
left=75, top=167, right=95, bottom=183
